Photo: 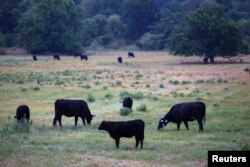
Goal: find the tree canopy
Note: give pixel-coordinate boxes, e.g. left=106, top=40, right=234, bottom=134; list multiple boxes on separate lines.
left=168, top=7, right=249, bottom=62
left=0, top=0, right=249, bottom=54
left=17, top=0, right=84, bottom=53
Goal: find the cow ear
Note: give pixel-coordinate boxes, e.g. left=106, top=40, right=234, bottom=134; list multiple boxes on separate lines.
left=92, top=114, right=96, bottom=117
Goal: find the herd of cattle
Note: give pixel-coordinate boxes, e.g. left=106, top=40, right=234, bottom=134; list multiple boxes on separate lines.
left=15, top=96, right=206, bottom=149
left=32, top=51, right=135, bottom=63
left=14, top=50, right=207, bottom=148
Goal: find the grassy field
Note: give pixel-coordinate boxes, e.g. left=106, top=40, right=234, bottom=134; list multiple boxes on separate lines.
left=0, top=51, right=249, bottom=167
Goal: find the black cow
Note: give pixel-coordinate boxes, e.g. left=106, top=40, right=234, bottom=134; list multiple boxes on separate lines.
left=53, top=99, right=95, bottom=127
left=15, top=105, right=30, bottom=121
left=53, top=54, right=60, bottom=60
left=123, top=97, right=133, bottom=110
left=80, top=55, right=88, bottom=61
left=158, top=102, right=206, bottom=132
left=118, top=57, right=122, bottom=64
left=33, top=55, right=37, bottom=61
left=128, top=52, right=135, bottom=58
left=203, top=57, right=208, bottom=64
left=98, top=119, right=144, bottom=149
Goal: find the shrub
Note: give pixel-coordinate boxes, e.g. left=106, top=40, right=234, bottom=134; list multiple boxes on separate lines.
left=159, top=84, right=164, bottom=88
left=120, top=107, right=133, bottom=116
left=137, top=104, right=147, bottom=112
left=32, top=87, right=40, bottom=91
left=81, top=84, right=91, bottom=89
left=116, top=80, right=122, bottom=86
left=182, top=81, right=191, bottom=84
left=169, top=80, right=180, bottom=85
left=87, top=93, right=95, bottom=102
left=195, top=79, right=204, bottom=84
left=105, top=93, right=113, bottom=99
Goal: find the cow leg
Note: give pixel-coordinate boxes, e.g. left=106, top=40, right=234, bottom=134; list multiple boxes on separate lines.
left=140, top=140, right=143, bottom=149
left=53, top=115, right=59, bottom=126
left=58, top=116, right=62, bottom=127
left=197, top=120, right=203, bottom=132
left=81, top=118, right=86, bottom=126
left=177, top=122, right=181, bottom=130
left=75, top=116, right=78, bottom=127
left=184, top=121, right=189, bottom=130
left=115, top=138, right=120, bottom=149
left=135, top=138, right=139, bottom=148
left=53, top=118, right=57, bottom=126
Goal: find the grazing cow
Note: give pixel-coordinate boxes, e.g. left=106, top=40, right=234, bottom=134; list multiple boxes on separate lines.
left=53, top=99, right=95, bottom=127
left=158, top=102, right=206, bottom=132
left=128, top=52, right=135, bottom=58
left=244, top=68, right=250, bottom=74
left=98, top=119, right=144, bottom=149
left=33, top=55, right=37, bottom=61
left=53, top=54, right=60, bottom=60
left=80, top=55, right=88, bottom=61
left=15, top=105, right=30, bottom=121
left=118, top=57, right=122, bottom=64
left=123, top=97, right=133, bottom=110
left=203, top=57, right=208, bottom=64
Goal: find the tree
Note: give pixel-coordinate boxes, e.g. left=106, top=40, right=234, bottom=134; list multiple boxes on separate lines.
left=107, top=14, right=124, bottom=38
left=122, top=0, right=158, bottom=40
left=168, top=7, right=249, bottom=63
left=18, top=0, right=84, bottom=53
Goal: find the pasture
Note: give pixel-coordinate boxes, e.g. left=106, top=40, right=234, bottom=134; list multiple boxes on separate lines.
left=0, top=51, right=249, bottom=167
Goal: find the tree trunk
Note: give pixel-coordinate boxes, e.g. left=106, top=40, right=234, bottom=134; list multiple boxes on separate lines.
left=209, top=57, right=215, bottom=63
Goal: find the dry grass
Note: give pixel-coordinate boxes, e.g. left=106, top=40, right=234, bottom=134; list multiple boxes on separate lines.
left=0, top=51, right=249, bottom=167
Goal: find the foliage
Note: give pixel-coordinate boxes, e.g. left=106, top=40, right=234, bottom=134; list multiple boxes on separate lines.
left=168, top=7, right=249, bottom=61
left=136, top=104, right=147, bottom=112
left=120, top=107, right=133, bottom=116
left=18, top=0, right=84, bottom=53
left=0, top=0, right=249, bottom=51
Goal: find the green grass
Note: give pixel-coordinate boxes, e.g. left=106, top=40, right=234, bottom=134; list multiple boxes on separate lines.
left=0, top=53, right=249, bottom=167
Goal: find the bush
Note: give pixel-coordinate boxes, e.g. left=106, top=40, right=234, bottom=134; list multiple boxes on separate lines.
left=169, top=80, right=180, bottom=85
left=32, top=87, right=40, bottom=91
left=182, top=81, right=191, bottom=84
left=195, top=79, right=204, bottom=84
left=137, top=104, right=147, bottom=112
left=104, top=93, right=113, bottom=99
left=159, top=84, right=164, bottom=88
left=87, top=93, right=95, bottom=102
left=0, top=48, right=6, bottom=55
left=120, top=107, right=133, bottom=116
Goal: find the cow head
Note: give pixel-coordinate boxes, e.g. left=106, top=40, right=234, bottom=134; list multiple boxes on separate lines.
left=157, top=118, right=168, bottom=130
left=86, top=114, right=95, bottom=125
left=98, top=121, right=106, bottom=130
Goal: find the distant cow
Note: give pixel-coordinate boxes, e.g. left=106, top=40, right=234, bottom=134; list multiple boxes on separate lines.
left=53, top=99, right=95, bottom=127
left=244, top=68, right=250, bottom=74
left=15, top=105, right=30, bottom=122
left=53, top=54, right=60, bottom=60
left=98, top=119, right=145, bottom=149
left=128, top=52, right=135, bottom=58
left=123, top=97, right=133, bottom=110
left=203, top=57, right=208, bottom=64
left=33, top=55, right=37, bottom=61
left=118, top=57, right=122, bottom=64
left=80, top=55, right=88, bottom=61
left=158, top=102, right=206, bottom=132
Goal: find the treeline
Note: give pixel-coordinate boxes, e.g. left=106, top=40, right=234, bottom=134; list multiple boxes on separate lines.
left=0, top=0, right=249, bottom=53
